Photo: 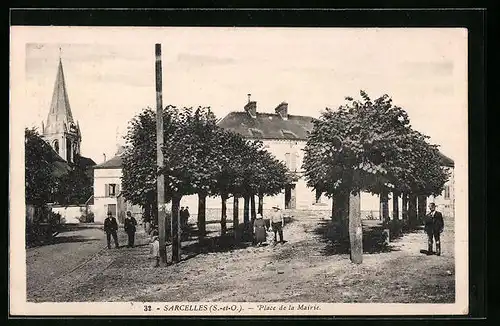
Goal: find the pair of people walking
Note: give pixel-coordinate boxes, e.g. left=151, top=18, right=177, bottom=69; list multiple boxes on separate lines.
left=253, top=205, right=285, bottom=246
left=103, top=211, right=137, bottom=249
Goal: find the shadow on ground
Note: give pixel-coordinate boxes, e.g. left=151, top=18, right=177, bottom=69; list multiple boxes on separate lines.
left=177, top=219, right=295, bottom=262
left=313, top=220, right=412, bottom=255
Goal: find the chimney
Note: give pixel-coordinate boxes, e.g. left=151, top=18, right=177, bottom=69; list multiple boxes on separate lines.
left=275, top=102, right=288, bottom=120
left=103, top=153, right=107, bottom=163
left=244, top=94, right=257, bottom=118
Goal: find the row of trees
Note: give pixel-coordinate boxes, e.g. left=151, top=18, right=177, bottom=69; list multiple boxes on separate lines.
left=303, top=90, right=450, bottom=231
left=121, top=106, right=292, bottom=243
left=25, top=128, right=93, bottom=208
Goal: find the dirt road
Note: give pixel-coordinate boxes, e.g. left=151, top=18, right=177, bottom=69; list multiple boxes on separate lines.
left=26, top=213, right=455, bottom=303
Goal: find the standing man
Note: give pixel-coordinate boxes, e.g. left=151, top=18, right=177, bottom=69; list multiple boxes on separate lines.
left=424, top=202, right=444, bottom=256
left=104, top=211, right=119, bottom=249
left=124, top=211, right=138, bottom=248
left=270, top=205, right=285, bottom=245
left=184, top=206, right=191, bottom=226
left=181, top=206, right=190, bottom=229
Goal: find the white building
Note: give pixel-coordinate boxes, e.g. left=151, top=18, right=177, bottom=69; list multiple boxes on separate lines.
left=92, top=152, right=142, bottom=224
left=180, top=99, right=330, bottom=213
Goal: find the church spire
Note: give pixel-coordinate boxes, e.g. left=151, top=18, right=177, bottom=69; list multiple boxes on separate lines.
left=44, top=57, right=74, bottom=135
left=42, top=54, right=81, bottom=164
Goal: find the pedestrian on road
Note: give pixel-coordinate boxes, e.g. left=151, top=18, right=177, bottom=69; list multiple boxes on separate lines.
left=270, top=205, right=285, bottom=245
left=104, top=212, right=119, bottom=249
left=183, top=206, right=190, bottom=227
left=124, top=211, right=138, bottom=248
left=150, top=230, right=160, bottom=267
left=253, top=213, right=267, bottom=246
left=180, top=206, right=185, bottom=226
left=424, top=202, right=444, bottom=256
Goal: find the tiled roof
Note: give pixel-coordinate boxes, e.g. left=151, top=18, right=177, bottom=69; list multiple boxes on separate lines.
left=217, top=111, right=314, bottom=141
left=93, top=155, right=123, bottom=169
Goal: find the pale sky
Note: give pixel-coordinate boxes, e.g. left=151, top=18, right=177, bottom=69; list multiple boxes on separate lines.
left=19, top=27, right=467, bottom=164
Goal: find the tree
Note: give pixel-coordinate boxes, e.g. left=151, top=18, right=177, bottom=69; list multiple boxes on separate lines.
left=303, top=91, right=423, bottom=263
left=237, top=140, right=289, bottom=233
left=211, top=129, right=247, bottom=235
left=25, top=128, right=58, bottom=207
left=55, top=155, right=93, bottom=205
left=253, top=149, right=290, bottom=215
left=121, top=106, right=179, bottom=224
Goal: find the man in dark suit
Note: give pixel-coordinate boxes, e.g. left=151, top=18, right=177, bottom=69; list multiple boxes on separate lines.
left=104, top=211, right=119, bottom=249
left=124, top=211, right=138, bottom=248
left=424, top=202, right=444, bottom=256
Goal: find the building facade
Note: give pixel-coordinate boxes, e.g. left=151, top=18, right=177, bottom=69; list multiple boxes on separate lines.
left=179, top=99, right=331, bottom=214
left=92, top=152, right=142, bottom=224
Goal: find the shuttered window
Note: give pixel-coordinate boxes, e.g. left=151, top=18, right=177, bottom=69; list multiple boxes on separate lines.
left=444, top=186, right=450, bottom=199
left=105, top=184, right=117, bottom=197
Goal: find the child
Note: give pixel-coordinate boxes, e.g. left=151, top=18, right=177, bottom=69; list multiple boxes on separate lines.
left=150, top=230, right=160, bottom=267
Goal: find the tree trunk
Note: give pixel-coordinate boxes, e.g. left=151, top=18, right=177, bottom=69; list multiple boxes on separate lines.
left=197, top=193, right=207, bottom=238
left=243, top=196, right=250, bottom=231
left=392, top=191, right=400, bottom=220
left=408, top=194, right=417, bottom=228
left=233, top=196, right=239, bottom=241
left=171, top=195, right=182, bottom=263
left=221, top=194, right=228, bottom=235
left=258, top=194, right=264, bottom=215
left=333, top=191, right=349, bottom=238
left=417, top=195, right=427, bottom=225
left=348, top=192, right=363, bottom=264
left=250, top=195, right=257, bottom=223
left=331, top=197, right=335, bottom=220
left=380, top=189, right=390, bottom=223
left=402, top=193, right=408, bottom=221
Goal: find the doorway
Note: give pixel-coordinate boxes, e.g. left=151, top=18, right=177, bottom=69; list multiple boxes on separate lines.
left=107, top=204, right=117, bottom=218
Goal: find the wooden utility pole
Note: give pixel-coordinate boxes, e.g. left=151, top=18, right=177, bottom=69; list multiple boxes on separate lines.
left=348, top=192, right=363, bottom=264
left=155, top=43, right=167, bottom=266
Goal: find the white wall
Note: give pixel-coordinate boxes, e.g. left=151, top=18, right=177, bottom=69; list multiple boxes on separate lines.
left=50, top=205, right=91, bottom=224
left=428, top=168, right=455, bottom=217
left=93, top=168, right=122, bottom=223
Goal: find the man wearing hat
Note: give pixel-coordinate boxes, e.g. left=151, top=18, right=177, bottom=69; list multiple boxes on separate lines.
left=270, top=205, right=285, bottom=245
left=104, top=211, right=119, bottom=249
left=424, top=202, right=444, bottom=256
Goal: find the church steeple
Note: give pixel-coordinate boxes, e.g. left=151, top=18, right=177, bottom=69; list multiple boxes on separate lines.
left=42, top=55, right=81, bottom=164
left=45, top=57, right=75, bottom=133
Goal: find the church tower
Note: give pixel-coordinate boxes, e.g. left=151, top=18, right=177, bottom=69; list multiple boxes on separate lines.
left=41, top=56, right=81, bottom=164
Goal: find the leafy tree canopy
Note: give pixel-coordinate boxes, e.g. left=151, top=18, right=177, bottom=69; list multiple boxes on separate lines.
left=303, top=90, right=449, bottom=197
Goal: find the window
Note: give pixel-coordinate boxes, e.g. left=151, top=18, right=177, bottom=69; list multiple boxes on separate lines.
left=53, top=140, right=59, bottom=154
left=66, top=139, right=72, bottom=162
left=105, top=184, right=118, bottom=197
left=284, top=153, right=291, bottom=169
left=290, top=152, right=297, bottom=171
left=444, top=185, right=450, bottom=199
